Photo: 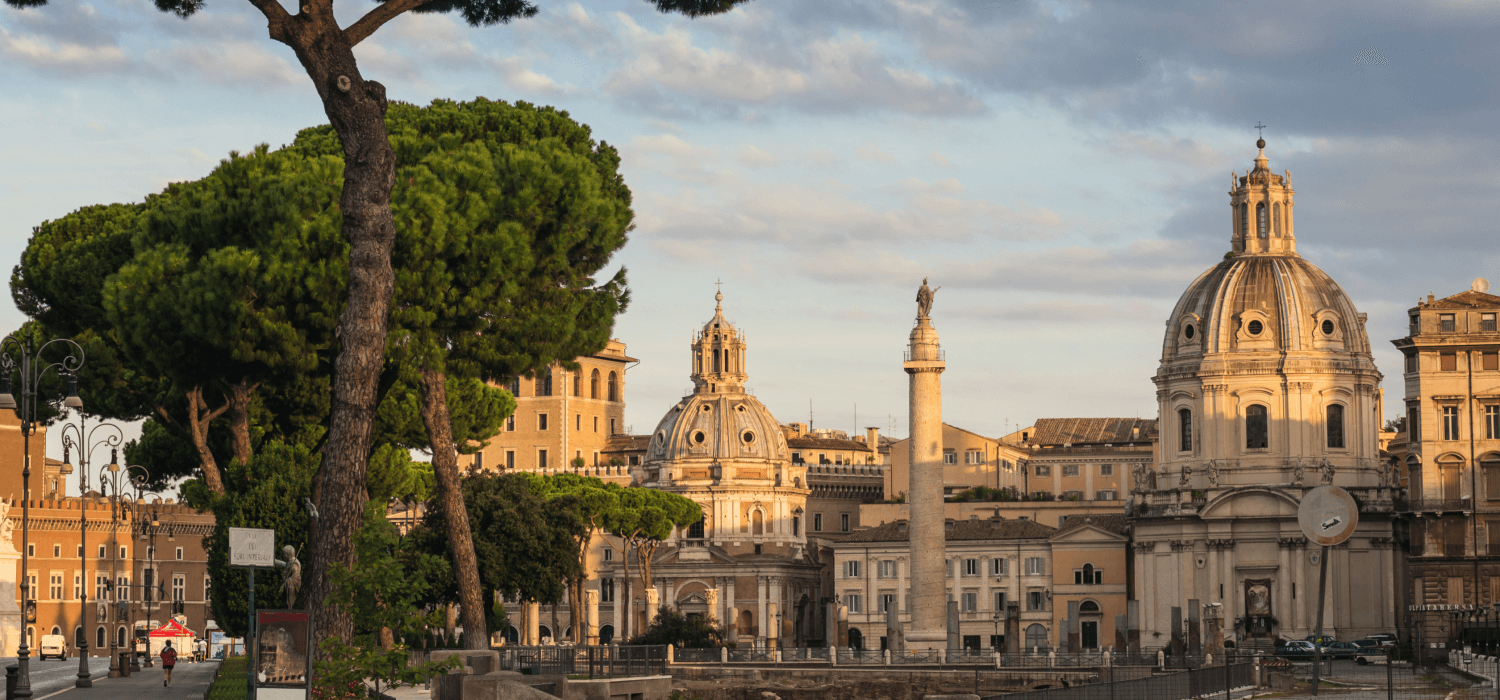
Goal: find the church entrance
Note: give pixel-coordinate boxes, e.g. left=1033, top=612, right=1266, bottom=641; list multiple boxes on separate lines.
left=1244, top=579, right=1275, bottom=638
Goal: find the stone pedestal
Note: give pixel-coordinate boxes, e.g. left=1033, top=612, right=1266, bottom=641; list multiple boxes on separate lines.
left=585, top=590, right=599, bottom=645
left=904, top=316, right=947, bottom=651
left=1004, top=603, right=1020, bottom=653
left=1203, top=603, right=1225, bottom=656
left=729, top=606, right=741, bottom=643
left=645, top=589, right=660, bottom=628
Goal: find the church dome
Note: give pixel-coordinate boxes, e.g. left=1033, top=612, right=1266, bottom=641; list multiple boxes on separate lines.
left=1164, top=255, right=1371, bottom=358
left=646, top=391, right=792, bottom=465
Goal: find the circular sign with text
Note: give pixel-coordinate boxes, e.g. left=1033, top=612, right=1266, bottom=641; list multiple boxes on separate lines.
left=1297, top=485, right=1359, bottom=546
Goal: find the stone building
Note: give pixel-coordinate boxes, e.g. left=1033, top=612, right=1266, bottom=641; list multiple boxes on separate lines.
left=788, top=424, right=887, bottom=541
left=1019, top=418, right=1153, bottom=504
left=886, top=423, right=1026, bottom=501
left=1391, top=280, right=1500, bottom=645
left=829, top=513, right=1128, bottom=652
left=1132, top=140, right=1400, bottom=647
left=467, top=339, right=636, bottom=484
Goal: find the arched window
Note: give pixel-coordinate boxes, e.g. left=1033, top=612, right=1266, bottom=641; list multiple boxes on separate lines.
left=713, top=349, right=721, bottom=373
left=752, top=510, right=764, bottom=536
left=793, top=516, right=800, bottom=537
left=598, top=624, right=614, bottom=645
left=1239, top=203, right=1249, bottom=240
left=687, top=518, right=705, bottom=539
left=537, top=370, right=553, bottom=397
left=96, top=626, right=105, bottom=649
left=1079, top=600, right=1101, bottom=613
left=1024, top=624, right=1049, bottom=651
left=572, top=368, right=582, bottom=397
left=1178, top=408, right=1193, bottom=452
left=590, top=369, right=600, bottom=399
left=607, top=372, right=619, bottom=402
left=1273, top=202, right=1282, bottom=236
left=75, top=625, right=85, bottom=646
left=847, top=628, right=864, bottom=650
left=1257, top=202, right=1268, bottom=238
left=1246, top=405, right=1269, bottom=449
left=1326, top=404, right=1345, bottom=449
left=117, top=626, right=126, bottom=648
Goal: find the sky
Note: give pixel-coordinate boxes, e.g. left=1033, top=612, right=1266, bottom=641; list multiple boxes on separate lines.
left=4, top=0, right=1500, bottom=458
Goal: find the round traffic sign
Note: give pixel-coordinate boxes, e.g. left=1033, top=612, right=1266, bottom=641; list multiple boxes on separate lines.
left=1297, top=485, right=1359, bottom=546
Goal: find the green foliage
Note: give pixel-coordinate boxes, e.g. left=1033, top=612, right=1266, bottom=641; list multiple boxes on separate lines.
left=200, top=440, right=316, bottom=637
left=373, top=375, right=512, bottom=456
left=627, top=606, right=724, bottom=648
left=206, top=656, right=249, bottom=700
left=947, top=485, right=1020, bottom=503
left=411, top=472, right=584, bottom=605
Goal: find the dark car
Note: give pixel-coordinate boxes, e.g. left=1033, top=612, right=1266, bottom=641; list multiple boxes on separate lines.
left=1325, top=642, right=1360, bottom=659
left=1366, top=633, right=1398, bottom=647
left=1277, top=641, right=1318, bottom=658
left=1304, top=634, right=1338, bottom=647
left=1355, top=647, right=1389, bottom=665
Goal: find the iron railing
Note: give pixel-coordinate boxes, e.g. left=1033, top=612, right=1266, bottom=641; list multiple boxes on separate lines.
left=495, top=645, right=666, bottom=678
left=979, top=662, right=1252, bottom=700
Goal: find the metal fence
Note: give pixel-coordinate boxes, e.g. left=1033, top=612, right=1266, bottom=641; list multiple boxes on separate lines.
left=494, top=645, right=667, bottom=678
left=979, top=662, right=1253, bottom=700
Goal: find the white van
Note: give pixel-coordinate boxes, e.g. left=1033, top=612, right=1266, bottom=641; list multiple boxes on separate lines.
left=38, top=635, right=67, bottom=660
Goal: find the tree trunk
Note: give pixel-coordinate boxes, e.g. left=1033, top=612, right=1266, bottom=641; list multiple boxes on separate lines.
left=183, top=386, right=228, bottom=492
left=418, top=369, right=489, bottom=650
left=225, top=379, right=255, bottom=468
left=551, top=602, right=559, bottom=645
left=571, top=575, right=584, bottom=644
left=279, top=14, right=399, bottom=655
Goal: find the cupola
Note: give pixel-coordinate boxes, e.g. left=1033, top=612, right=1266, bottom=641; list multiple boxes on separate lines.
left=691, top=290, right=748, bottom=394
left=1230, top=138, right=1296, bottom=255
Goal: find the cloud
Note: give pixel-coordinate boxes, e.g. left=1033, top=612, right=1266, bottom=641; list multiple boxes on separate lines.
left=856, top=145, right=897, bottom=164
left=735, top=145, right=779, bottom=167
left=0, top=4, right=131, bottom=76
left=620, top=133, right=722, bottom=183
left=928, top=150, right=954, bottom=168
left=162, top=41, right=301, bottom=89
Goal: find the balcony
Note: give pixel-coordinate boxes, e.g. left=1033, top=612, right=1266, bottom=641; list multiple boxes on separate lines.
left=1400, top=498, right=1471, bottom=513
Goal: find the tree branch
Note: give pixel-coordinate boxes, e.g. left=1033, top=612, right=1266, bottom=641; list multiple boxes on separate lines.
left=344, top=0, right=425, bottom=46
left=245, top=0, right=296, bottom=43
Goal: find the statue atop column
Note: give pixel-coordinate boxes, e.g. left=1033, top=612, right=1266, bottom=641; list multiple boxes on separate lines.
left=916, top=278, right=940, bottom=319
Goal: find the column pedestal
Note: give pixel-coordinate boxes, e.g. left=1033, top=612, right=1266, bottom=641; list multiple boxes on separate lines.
left=904, top=315, right=947, bottom=651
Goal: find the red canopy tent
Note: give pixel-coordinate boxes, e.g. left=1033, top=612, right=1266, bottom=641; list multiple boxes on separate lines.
left=149, top=619, right=196, bottom=638
left=148, top=619, right=196, bottom=657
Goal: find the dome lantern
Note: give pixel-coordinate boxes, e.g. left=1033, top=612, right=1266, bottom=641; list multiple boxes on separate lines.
left=691, top=289, right=748, bottom=394
left=1230, top=139, right=1296, bottom=255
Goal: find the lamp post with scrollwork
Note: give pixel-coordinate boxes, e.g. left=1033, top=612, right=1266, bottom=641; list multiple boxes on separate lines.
left=59, top=414, right=124, bottom=688
left=98, top=461, right=148, bottom=676
left=0, top=332, right=85, bottom=699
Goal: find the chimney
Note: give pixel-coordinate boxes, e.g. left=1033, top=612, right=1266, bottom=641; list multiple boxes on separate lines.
left=866, top=427, right=880, bottom=449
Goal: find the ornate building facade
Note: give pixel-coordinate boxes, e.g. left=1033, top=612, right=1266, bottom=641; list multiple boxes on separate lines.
left=1131, top=140, right=1400, bottom=646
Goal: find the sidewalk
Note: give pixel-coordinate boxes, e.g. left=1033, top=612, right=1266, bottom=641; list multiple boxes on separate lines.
left=42, top=659, right=221, bottom=700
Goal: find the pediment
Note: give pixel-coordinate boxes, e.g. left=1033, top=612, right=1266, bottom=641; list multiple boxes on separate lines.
left=1200, top=487, right=1300, bottom=520
left=1050, top=524, right=1129, bottom=544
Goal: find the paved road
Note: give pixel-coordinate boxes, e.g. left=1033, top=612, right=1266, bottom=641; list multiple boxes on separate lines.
left=0, top=656, right=113, bottom=698
left=44, top=658, right=220, bottom=699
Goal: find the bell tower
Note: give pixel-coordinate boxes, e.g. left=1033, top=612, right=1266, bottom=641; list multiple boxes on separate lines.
left=691, top=290, right=748, bottom=394
left=1230, top=138, right=1297, bottom=255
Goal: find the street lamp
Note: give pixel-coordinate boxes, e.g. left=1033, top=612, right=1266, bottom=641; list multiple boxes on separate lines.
left=99, top=463, right=149, bottom=677
left=60, top=414, right=124, bottom=688
left=992, top=610, right=1003, bottom=651
left=0, top=333, right=84, bottom=700
left=137, top=500, right=168, bottom=668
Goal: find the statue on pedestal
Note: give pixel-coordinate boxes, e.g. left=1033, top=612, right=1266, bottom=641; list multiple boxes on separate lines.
left=916, top=278, right=940, bottom=319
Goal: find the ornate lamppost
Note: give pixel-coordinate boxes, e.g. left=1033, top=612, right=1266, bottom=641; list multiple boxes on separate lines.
left=60, top=415, right=124, bottom=688
left=0, top=334, right=84, bottom=700
left=136, top=500, right=167, bottom=668
left=99, top=463, right=149, bottom=676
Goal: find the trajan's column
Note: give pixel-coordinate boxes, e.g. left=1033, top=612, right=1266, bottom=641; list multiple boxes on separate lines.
left=904, top=278, right=947, bottom=651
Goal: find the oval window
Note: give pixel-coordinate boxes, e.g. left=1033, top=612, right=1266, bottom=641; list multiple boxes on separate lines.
left=1247, top=320, right=1263, bottom=336
left=693, top=431, right=706, bottom=444
left=702, top=405, right=711, bottom=412
left=742, top=431, right=756, bottom=444
left=1184, top=324, right=1195, bottom=340
left=1321, top=319, right=1335, bottom=336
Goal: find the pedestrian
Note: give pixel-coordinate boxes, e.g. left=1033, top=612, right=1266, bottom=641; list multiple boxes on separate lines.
left=160, top=640, right=177, bottom=687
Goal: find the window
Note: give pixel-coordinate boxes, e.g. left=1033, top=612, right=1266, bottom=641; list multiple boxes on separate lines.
left=813, top=513, right=823, bottom=532
left=1326, top=404, right=1345, bottom=449
left=993, top=591, right=1007, bottom=611
left=27, top=574, right=36, bottom=601
left=844, top=594, right=862, bottom=613
left=537, top=370, right=553, bottom=397
left=1034, top=465, right=1051, bottom=477
left=50, top=574, right=62, bottom=600
left=538, top=413, right=548, bottom=430
left=1025, top=557, right=1045, bottom=576
left=172, top=574, right=186, bottom=601
left=538, top=449, right=549, bottom=469
left=1273, top=201, right=1282, bottom=236
left=878, top=560, right=898, bottom=578
left=991, top=558, right=1007, bottom=576
left=1095, top=490, right=1117, bottom=501
left=1485, top=313, right=1498, bottom=332
left=1099, top=464, right=1113, bottom=477
left=1247, top=319, right=1263, bottom=335
left=97, top=627, right=105, bottom=649
left=879, top=593, right=897, bottom=613
left=965, top=450, right=983, bottom=465
left=943, top=450, right=957, bottom=465
left=1256, top=202, right=1267, bottom=237
left=600, top=578, right=615, bottom=603
left=505, top=451, right=515, bottom=470
left=76, top=545, right=83, bottom=557
left=1410, top=406, right=1422, bottom=442
left=1406, top=354, right=1419, bottom=373
left=1489, top=406, right=1500, bottom=440
left=74, top=574, right=81, bottom=600
left=117, top=577, right=129, bottom=601
left=961, top=591, right=978, bottom=612
left=1027, top=591, right=1046, bottom=611
left=603, top=548, right=613, bottom=562
left=686, top=519, right=705, bottom=539
left=1063, top=490, right=1083, bottom=500
left=1446, top=518, right=1466, bottom=557
left=27, top=544, right=33, bottom=557
left=1444, top=406, right=1461, bottom=441
left=1075, top=564, right=1102, bottom=585
left=97, top=545, right=105, bottom=558
left=505, top=415, right=515, bottom=432
left=204, top=575, right=212, bottom=603
left=1411, top=314, right=1420, bottom=336
left=962, top=559, right=980, bottom=576
left=176, top=547, right=184, bottom=561
left=593, top=416, right=600, bottom=433
left=844, top=561, right=861, bottom=578
left=576, top=414, right=582, bottom=431
left=1239, top=202, right=1248, bottom=238
left=473, top=452, right=484, bottom=470
left=607, top=371, right=618, bottom=402
left=841, top=513, right=850, bottom=532
left=1442, top=352, right=1458, bottom=371
left=1441, top=314, right=1456, bottom=332
left=1245, top=405, right=1268, bottom=449
left=1485, top=352, right=1499, bottom=371
left=1490, top=522, right=1500, bottom=556
left=589, top=369, right=600, bottom=399
left=96, top=575, right=108, bottom=600
left=53, top=545, right=60, bottom=558
left=1062, top=465, right=1079, bottom=477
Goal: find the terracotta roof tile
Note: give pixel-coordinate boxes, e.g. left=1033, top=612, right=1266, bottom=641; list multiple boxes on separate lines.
left=1029, top=418, right=1157, bottom=446
left=837, top=517, right=1056, bottom=544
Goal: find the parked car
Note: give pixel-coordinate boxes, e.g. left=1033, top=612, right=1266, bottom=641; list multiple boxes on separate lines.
left=1366, top=633, right=1398, bottom=647
left=1277, top=641, right=1318, bottom=659
left=1355, top=647, right=1389, bottom=665
left=1325, top=642, right=1361, bottom=659
left=38, top=635, right=67, bottom=660
left=1304, top=634, right=1338, bottom=647
left=1351, top=639, right=1381, bottom=650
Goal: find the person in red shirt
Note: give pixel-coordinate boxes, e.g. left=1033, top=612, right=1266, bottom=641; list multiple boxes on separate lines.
left=160, top=641, right=178, bottom=687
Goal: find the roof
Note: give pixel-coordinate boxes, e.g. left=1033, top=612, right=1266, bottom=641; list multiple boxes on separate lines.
left=1424, top=289, right=1500, bottom=310
left=837, top=517, right=1056, bottom=544
left=602, top=435, right=651, bottom=453
left=1028, top=418, right=1157, bottom=446
left=786, top=435, right=873, bottom=452
left=1052, top=513, right=1130, bottom=538
left=149, top=619, right=195, bottom=638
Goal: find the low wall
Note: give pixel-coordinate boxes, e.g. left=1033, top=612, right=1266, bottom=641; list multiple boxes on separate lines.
left=669, top=667, right=1099, bottom=700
